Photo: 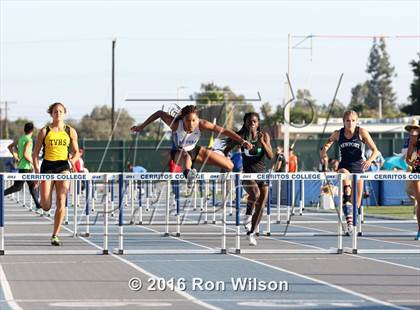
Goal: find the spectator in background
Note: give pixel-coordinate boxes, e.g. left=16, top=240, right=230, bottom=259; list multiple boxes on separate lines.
left=288, top=147, right=298, bottom=172
left=74, top=148, right=88, bottom=173
left=72, top=147, right=88, bottom=191
left=127, top=163, right=147, bottom=173
left=4, top=122, right=41, bottom=208
left=365, top=148, right=384, bottom=172
left=4, top=157, right=18, bottom=173
left=404, top=118, right=420, bottom=240
left=273, top=146, right=285, bottom=172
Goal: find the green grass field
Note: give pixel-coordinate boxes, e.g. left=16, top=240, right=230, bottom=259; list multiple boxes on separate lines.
left=363, top=206, right=416, bottom=220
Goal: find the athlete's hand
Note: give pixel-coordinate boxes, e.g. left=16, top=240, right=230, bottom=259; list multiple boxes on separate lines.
left=131, top=124, right=144, bottom=133
left=241, top=140, right=253, bottom=150
left=361, top=160, right=372, bottom=171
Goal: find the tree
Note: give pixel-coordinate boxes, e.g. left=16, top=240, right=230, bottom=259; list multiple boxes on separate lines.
left=78, top=105, right=135, bottom=140
left=319, top=98, right=346, bottom=118
left=289, top=89, right=318, bottom=125
left=401, top=53, right=420, bottom=115
left=349, top=81, right=370, bottom=115
left=6, top=118, right=37, bottom=141
left=193, top=83, right=254, bottom=131
left=365, top=38, right=397, bottom=116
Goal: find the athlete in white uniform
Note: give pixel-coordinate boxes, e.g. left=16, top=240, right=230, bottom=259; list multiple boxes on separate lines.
left=131, top=105, right=252, bottom=186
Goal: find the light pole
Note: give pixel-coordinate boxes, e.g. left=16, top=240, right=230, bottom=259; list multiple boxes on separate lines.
left=111, top=38, right=116, bottom=140
left=0, top=101, right=16, bottom=139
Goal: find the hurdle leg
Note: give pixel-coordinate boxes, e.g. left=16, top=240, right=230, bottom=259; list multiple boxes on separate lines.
left=204, top=181, right=208, bottom=224
left=138, top=180, right=143, bottom=225
left=229, top=178, right=233, bottom=216
left=221, top=175, right=227, bottom=254
left=291, top=180, right=295, bottom=215
left=64, top=191, right=69, bottom=225
left=91, top=180, right=96, bottom=212
left=73, top=180, right=78, bottom=237
left=22, top=184, right=26, bottom=207
left=352, top=174, right=358, bottom=254
left=85, top=181, right=90, bottom=237
left=299, top=180, right=304, bottom=216
left=193, top=181, right=197, bottom=211
left=103, top=176, right=109, bottom=254
left=164, top=180, right=170, bottom=236
left=0, top=175, right=4, bottom=255
left=129, top=180, right=135, bottom=224
left=358, top=204, right=363, bottom=236
left=337, top=174, right=343, bottom=254
left=145, top=181, right=150, bottom=211
left=118, top=174, right=124, bottom=255
left=266, top=180, right=271, bottom=236
left=110, top=180, right=114, bottom=217
left=176, top=180, right=181, bottom=237
left=286, top=180, right=291, bottom=224
left=212, top=180, right=216, bottom=224
left=235, top=174, right=241, bottom=254
left=277, top=179, right=281, bottom=223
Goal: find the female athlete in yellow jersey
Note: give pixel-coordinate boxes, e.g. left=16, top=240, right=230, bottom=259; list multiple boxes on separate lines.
left=33, top=102, right=80, bottom=246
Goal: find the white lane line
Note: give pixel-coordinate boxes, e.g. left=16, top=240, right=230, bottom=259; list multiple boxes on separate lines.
left=55, top=221, right=220, bottom=310
left=232, top=254, right=414, bottom=310
left=287, top=223, right=420, bottom=271
left=0, top=264, right=23, bottom=310
left=175, top=211, right=418, bottom=309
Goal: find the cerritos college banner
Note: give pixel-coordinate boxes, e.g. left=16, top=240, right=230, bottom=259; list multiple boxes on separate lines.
left=0, top=140, right=13, bottom=158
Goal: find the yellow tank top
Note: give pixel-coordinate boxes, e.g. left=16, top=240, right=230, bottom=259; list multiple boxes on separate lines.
left=43, top=125, right=71, bottom=161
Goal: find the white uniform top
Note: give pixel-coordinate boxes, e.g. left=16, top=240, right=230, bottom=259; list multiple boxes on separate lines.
left=172, top=120, right=201, bottom=151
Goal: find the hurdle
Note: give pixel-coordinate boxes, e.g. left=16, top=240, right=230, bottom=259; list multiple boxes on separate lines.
left=230, top=172, right=344, bottom=254
left=116, top=172, right=226, bottom=254
left=343, top=172, right=420, bottom=255
left=0, top=172, right=116, bottom=255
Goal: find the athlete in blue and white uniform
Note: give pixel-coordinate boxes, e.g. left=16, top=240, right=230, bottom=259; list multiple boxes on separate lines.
left=131, top=105, right=252, bottom=187
left=320, top=110, right=379, bottom=234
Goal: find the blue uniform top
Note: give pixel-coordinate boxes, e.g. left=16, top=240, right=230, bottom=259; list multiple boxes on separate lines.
left=231, top=152, right=243, bottom=172
left=338, top=127, right=364, bottom=164
left=132, top=166, right=147, bottom=173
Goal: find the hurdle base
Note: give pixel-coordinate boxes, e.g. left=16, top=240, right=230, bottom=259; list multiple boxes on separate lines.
left=266, top=232, right=271, bottom=236
left=352, top=249, right=358, bottom=254
left=163, top=232, right=170, bottom=237
left=118, top=249, right=124, bottom=255
left=103, top=249, right=109, bottom=255
left=138, top=221, right=143, bottom=225
left=358, top=232, right=363, bottom=236
left=235, top=249, right=241, bottom=254
left=64, top=221, right=69, bottom=225
left=221, top=249, right=227, bottom=254
left=175, top=233, right=181, bottom=237
left=0, top=250, right=4, bottom=255
left=337, top=249, right=343, bottom=254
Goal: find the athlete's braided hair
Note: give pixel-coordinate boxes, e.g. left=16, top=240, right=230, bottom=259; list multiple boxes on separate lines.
left=237, top=112, right=261, bottom=139
left=175, top=105, right=198, bottom=121
left=225, top=112, right=261, bottom=149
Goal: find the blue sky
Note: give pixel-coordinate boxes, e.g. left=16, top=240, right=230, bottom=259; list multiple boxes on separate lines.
left=1, top=0, right=419, bottom=127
